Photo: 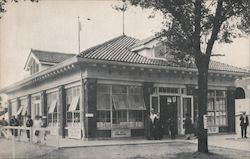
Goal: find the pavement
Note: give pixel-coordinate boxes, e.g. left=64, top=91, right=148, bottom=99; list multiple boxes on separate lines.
left=0, top=134, right=250, bottom=159
left=53, top=134, right=250, bottom=152
left=187, top=134, right=250, bottom=152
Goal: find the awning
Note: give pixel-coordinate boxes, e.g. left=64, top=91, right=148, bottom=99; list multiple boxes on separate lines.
left=97, top=94, right=110, bottom=110
left=128, top=95, right=146, bottom=110
left=48, top=100, right=57, bottom=113
left=0, top=112, right=8, bottom=120
left=15, top=106, right=24, bottom=116
left=68, top=96, right=79, bottom=112
left=21, top=105, right=28, bottom=116
left=112, top=95, right=128, bottom=110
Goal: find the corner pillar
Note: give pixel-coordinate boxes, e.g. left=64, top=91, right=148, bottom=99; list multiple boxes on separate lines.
left=58, top=85, right=66, bottom=137
left=83, top=78, right=97, bottom=138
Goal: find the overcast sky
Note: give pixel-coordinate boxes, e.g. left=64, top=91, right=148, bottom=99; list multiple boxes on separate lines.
left=0, top=0, right=249, bottom=89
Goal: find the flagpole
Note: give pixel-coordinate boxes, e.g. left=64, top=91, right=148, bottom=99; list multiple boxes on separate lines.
left=78, top=16, right=80, bottom=54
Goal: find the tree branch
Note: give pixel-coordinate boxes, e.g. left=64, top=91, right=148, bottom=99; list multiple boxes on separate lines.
left=205, top=0, right=224, bottom=58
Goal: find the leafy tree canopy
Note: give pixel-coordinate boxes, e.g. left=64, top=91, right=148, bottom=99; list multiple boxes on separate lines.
left=0, top=0, right=39, bottom=19
left=128, top=0, right=249, bottom=65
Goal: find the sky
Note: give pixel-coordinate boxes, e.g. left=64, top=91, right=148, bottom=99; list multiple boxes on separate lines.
left=0, top=0, right=249, bottom=90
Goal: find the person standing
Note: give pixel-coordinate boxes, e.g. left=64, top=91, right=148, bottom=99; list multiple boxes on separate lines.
left=146, top=109, right=156, bottom=140
left=240, top=112, right=249, bottom=138
left=33, top=115, right=42, bottom=143
left=184, top=113, right=192, bottom=140
left=153, top=113, right=163, bottom=140
left=9, top=116, right=19, bottom=137
left=150, top=109, right=157, bottom=140
left=26, top=115, right=33, bottom=141
left=168, top=117, right=175, bottom=139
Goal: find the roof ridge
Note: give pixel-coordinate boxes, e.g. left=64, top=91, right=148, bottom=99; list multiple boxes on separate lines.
left=210, top=60, right=247, bottom=72
left=78, top=35, right=138, bottom=57
left=31, top=48, right=75, bottom=56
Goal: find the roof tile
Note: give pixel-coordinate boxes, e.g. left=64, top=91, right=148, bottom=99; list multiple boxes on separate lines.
left=77, top=35, right=247, bottom=73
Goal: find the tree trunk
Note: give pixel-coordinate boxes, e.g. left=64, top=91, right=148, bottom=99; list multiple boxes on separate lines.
left=197, top=57, right=209, bottom=153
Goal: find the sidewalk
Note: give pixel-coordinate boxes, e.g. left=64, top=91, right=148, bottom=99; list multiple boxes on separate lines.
left=187, top=134, right=250, bottom=152
left=53, top=134, right=250, bottom=151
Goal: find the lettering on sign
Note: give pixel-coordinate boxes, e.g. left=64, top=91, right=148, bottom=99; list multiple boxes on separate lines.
left=207, top=126, right=219, bottom=134
left=50, top=127, right=58, bottom=135
left=68, top=128, right=81, bottom=139
left=112, top=129, right=131, bottom=138
left=86, top=113, right=94, bottom=117
left=203, top=114, right=208, bottom=129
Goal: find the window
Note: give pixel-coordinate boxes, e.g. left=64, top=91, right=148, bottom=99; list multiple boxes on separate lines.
left=96, top=84, right=145, bottom=129
left=96, top=85, right=111, bottom=129
left=159, top=87, right=179, bottom=94
left=47, top=91, right=58, bottom=127
left=65, top=86, right=80, bottom=127
left=31, top=95, right=41, bottom=119
left=20, top=98, right=28, bottom=126
left=206, top=90, right=227, bottom=126
left=154, top=44, right=166, bottom=58
left=11, top=100, right=17, bottom=117
left=30, top=61, right=39, bottom=75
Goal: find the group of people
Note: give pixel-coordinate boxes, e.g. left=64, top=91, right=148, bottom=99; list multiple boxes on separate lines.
left=146, top=109, right=193, bottom=140
left=8, top=115, right=47, bottom=143
left=146, top=110, right=163, bottom=140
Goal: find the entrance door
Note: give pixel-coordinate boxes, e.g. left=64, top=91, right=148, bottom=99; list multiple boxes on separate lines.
left=160, top=96, right=178, bottom=135
left=181, top=96, right=193, bottom=134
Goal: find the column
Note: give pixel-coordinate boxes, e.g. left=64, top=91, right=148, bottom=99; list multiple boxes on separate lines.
left=143, top=82, right=154, bottom=115
left=58, top=85, right=66, bottom=137
left=40, top=91, right=47, bottom=117
left=7, top=100, right=11, bottom=123
left=27, top=95, right=31, bottom=116
left=227, top=88, right=235, bottom=133
left=83, top=78, right=97, bottom=138
left=80, top=79, right=85, bottom=139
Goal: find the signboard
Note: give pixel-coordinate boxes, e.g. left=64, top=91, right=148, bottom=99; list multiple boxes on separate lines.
left=68, top=128, right=81, bottom=139
left=86, top=113, right=94, bottom=117
left=111, top=129, right=131, bottom=138
left=203, top=114, right=208, bottom=129
left=207, top=126, right=219, bottom=134
left=235, top=99, right=250, bottom=115
left=50, top=127, right=59, bottom=135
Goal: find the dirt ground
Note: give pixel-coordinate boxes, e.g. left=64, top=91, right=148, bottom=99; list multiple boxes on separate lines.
left=0, top=138, right=250, bottom=159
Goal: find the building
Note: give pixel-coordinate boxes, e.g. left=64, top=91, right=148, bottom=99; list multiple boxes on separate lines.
left=0, top=35, right=248, bottom=140
left=235, top=77, right=250, bottom=137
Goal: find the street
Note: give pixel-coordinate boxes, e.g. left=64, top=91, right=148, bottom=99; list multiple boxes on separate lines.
left=0, top=134, right=249, bottom=159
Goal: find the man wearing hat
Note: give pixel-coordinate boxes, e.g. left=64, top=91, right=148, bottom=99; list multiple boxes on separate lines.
left=240, top=111, right=249, bottom=138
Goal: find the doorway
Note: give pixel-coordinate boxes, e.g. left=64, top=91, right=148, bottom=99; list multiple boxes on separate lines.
left=160, top=96, right=178, bottom=135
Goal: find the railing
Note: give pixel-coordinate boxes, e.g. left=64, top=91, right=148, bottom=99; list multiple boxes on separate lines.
left=0, top=126, right=50, bottom=143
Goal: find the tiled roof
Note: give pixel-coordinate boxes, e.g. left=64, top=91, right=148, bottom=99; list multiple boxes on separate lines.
left=32, top=49, right=75, bottom=64
left=78, top=35, right=247, bottom=73
left=130, top=35, right=159, bottom=49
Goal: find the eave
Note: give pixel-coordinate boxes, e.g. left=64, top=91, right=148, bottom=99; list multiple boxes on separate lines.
left=0, top=56, right=78, bottom=94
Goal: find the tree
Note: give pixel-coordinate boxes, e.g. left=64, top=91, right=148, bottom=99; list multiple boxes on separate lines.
left=127, top=0, right=249, bottom=153
left=0, top=0, right=39, bottom=19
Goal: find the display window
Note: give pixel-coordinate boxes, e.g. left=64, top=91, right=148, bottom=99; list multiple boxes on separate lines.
left=96, top=84, right=145, bottom=130
left=65, top=86, right=80, bottom=127
left=47, top=91, right=58, bottom=126
left=206, top=90, right=227, bottom=126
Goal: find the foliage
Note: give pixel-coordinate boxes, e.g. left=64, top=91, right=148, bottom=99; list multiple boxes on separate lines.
left=127, top=0, right=249, bottom=153
left=128, top=0, right=249, bottom=63
left=0, top=0, right=39, bottom=19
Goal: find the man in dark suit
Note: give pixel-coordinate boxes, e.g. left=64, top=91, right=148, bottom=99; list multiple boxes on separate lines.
left=240, top=112, right=249, bottom=138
